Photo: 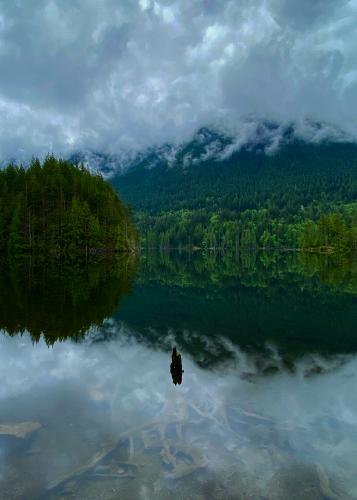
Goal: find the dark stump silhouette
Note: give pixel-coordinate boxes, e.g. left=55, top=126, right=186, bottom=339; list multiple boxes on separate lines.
left=170, top=346, right=184, bottom=385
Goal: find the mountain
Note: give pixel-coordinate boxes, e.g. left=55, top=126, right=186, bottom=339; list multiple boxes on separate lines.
left=72, top=122, right=357, bottom=252
left=109, top=123, right=357, bottom=214
left=70, top=119, right=352, bottom=182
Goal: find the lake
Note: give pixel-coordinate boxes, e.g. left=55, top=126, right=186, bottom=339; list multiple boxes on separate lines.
left=1, top=251, right=357, bottom=499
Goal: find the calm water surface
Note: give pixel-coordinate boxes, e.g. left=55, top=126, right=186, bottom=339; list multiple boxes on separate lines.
left=1, top=252, right=357, bottom=499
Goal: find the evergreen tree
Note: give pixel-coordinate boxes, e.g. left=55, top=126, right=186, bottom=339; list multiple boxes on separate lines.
left=8, top=195, right=26, bottom=257
left=0, top=158, right=137, bottom=257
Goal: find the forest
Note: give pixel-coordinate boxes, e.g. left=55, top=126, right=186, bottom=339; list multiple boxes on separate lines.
left=135, top=204, right=357, bottom=253
left=113, top=139, right=357, bottom=254
left=0, top=156, right=137, bottom=258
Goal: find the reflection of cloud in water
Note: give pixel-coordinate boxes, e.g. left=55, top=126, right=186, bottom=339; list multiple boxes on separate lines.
left=0, top=328, right=356, bottom=498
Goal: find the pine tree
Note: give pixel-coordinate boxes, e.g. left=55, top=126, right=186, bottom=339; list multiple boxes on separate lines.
left=8, top=195, right=26, bottom=257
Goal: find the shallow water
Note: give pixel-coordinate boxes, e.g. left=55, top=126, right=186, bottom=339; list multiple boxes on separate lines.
left=1, top=252, right=357, bottom=499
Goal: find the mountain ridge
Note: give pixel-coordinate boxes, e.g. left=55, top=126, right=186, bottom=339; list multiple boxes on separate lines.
left=105, top=122, right=357, bottom=252
left=69, top=119, right=354, bottom=180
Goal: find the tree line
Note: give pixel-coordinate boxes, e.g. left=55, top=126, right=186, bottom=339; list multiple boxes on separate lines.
left=0, top=156, right=137, bottom=258
left=113, top=140, right=357, bottom=254
left=136, top=203, right=357, bottom=254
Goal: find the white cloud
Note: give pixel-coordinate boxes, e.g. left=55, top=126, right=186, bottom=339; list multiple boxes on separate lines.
left=1, top=329, right=357, bottom=496
left=0, top=0, right=356, bottom=161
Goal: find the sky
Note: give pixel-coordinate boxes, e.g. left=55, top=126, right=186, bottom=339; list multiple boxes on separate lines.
left=0, top=0, right=356, bottom=160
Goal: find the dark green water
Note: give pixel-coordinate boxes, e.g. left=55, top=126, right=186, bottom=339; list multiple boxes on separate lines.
left=1, top=252, right=357, bottom=499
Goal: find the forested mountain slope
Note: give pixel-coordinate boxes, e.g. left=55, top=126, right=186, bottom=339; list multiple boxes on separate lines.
left=113, top=134, right=357, bottom=215
left=110, top=127, right=357, bottom=252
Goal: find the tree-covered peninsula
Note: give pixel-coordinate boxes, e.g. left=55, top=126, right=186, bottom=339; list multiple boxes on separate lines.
left=0, top=156, right=137, bottom=257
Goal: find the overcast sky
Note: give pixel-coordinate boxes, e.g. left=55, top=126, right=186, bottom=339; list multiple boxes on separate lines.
left=0, top=0, right=356, bottom=159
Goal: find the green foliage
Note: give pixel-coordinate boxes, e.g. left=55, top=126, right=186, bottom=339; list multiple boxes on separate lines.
left=133, top=204, right=357, bottom=255
left=114, top=140, right=357, bottom=216
left=8, top=194, right=27, bottom=257
left=0, top=156, right=137, bottom=257
left=113, top=140, right=357, bottom=254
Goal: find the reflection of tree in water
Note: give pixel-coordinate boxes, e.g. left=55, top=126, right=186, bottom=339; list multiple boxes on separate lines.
left=139, top=249, right=357, bottom=294
left=0, top=256, right=137, bottom=344
left=115, top=251, right=357, bottom=364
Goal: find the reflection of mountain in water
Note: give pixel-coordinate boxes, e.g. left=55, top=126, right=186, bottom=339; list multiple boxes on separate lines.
left=110, top=251, right=357, bottom=366
left=0, top=256, right=137, bottom=343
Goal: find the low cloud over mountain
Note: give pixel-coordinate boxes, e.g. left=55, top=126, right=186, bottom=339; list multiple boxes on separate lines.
left=70, top=119, right=352, bottom=179
left=0, top=0, right=356, bottom=162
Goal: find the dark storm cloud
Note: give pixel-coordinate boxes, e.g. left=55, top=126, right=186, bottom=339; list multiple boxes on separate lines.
left=0, top=0, right=356, bottom=160
left=274, top=0, right=348, bottom=30
left=0, top=1, right=130, bottom=109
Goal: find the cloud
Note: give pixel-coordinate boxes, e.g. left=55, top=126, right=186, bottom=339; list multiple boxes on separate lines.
left=0, top=0, right=356, bottom=161
left=1, top=329, right=357, bottom=497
